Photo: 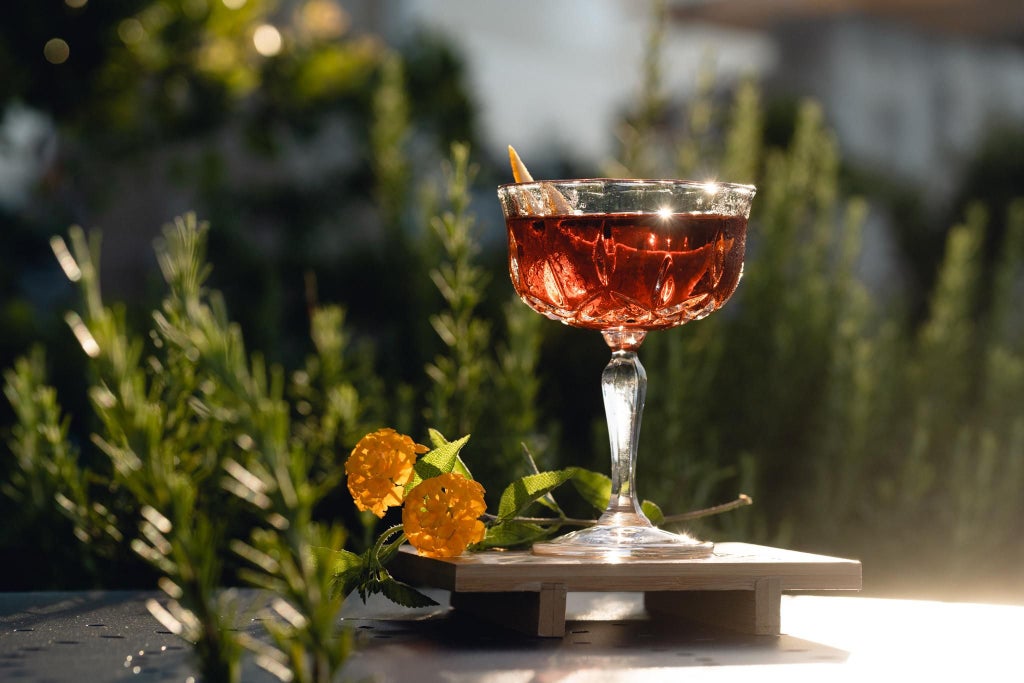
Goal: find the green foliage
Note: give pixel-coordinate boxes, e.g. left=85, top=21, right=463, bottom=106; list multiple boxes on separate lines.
left=493, top=299, right=545, bottom=449
left=610, top=42, right=1024, bottom=586
left=3, top=215, right=375, bottom=681
left=0, top=348, right=113, bottom=585
left=0, top=2, right=480, bottom=410
left=424, top=143, right=491, bottom=436
left=496, top=468, right=579, bottom=521
left=2, top=348, right=81, bottom=524
left=567, top=468, right=664, bottom=525
left=3, top=0, right=1023, bottom=628
left=371, top=52, right=412, bottom=236
left=423, top=143, right=545, bottom=495
left=327, top=431, right=480, bottom=608
left=611, top=0, right=668, bottom=178
left=859, top=203, right=1024, bottom=574
left=472, top=462, right=672, bottom=550
left=1, top=0, right=383, bottom=146
left=408, top=429, right=473, bottom=487
left=329, top=523, right=436, bottom=609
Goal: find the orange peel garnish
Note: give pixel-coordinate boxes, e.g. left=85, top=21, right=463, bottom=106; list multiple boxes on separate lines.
left=508, top=145, right=534, bottom=183
left=507, top=145, right=573, bottom=215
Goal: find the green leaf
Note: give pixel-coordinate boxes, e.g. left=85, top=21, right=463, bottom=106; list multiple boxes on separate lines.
left=408, top=432, right=471, bottom=491
left=331, top=564, right=366, bottom=601
left=477, top=520, right=555, bottom=549
left=451, top=454, right=473, bottom=480
left=375, top=528, right=407, bottom=566
left=531, top=494, right=563, bottom=516
left=565, top=469, right=664, bottom=524
left=310, top=546, right=363, bottom=575
left=497, top=468, right=578, bottom=521
left=521, top=445, right=563, bottom=516
left=379, top=576, right=439, bottom=608
left=426, top=428, right=448, bottom=449
left=412, top=459, right=444, bottom=481
left=571, top=469, right=611, bottom=512
left=641, top=499, right=665, bottom=526
left=327, top=544, right=381, bottom=601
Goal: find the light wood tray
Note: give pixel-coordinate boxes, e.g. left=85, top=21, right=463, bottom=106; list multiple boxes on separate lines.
left=391, top=542, right=862, bottom=637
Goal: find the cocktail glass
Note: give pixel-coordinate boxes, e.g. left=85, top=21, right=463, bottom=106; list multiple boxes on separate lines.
left=497, top=179, right=755, bottom=559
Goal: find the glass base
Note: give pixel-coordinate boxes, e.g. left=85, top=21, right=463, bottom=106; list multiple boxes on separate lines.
left=531, top=523, right=713, bottom=560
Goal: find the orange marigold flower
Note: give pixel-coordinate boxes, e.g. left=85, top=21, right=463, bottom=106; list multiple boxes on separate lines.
left=403, top=473, right=486, bottom=558
left=345, top=428, right=427, bottom=518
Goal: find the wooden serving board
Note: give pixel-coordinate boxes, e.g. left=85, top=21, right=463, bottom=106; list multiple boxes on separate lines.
left=391, top=542, right=861, bottom=637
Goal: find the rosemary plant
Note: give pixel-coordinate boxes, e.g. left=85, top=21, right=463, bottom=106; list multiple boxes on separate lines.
left=601, top=2, right=1024, bottom=580
left=8, top=215, right=365, bottom=682
left=424, top=144, right=491, bottom=446
left=372, top=51, right=412, bottom=238
left=423, top=142, right=547, bottom=493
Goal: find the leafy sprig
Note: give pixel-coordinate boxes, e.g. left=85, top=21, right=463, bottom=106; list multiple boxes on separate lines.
left=37, top=215, right=367, bottom=683
left=326, top=430, right=476, bottom=608
left=333, top=431, right=752, bottom=606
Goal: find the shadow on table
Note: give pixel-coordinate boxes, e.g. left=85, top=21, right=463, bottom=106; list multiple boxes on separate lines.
left=0, top=591, right=205, bottom=683
left=341, top=593, right=849, bottom=681
left=0, top=591, right=154, bottom=625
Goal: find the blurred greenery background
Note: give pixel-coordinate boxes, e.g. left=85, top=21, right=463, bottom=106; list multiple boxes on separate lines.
left=2, top=0, right=1022, bottom=608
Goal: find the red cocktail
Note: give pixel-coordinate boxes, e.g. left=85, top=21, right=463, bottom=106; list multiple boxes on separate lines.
left=506, top=211, right=746, bottom=331
left=498, top=179, right=755, bottom=558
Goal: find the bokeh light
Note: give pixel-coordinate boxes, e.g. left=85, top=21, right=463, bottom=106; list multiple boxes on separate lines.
left=118, top=18, right=146, bottom=46
left=43, top=38, right=70, bottom=64
left=253, top=24, right=282, bottom=57
left=300, top=0, right=349, bottom=40
left=198, top=38, right=236, bottom=73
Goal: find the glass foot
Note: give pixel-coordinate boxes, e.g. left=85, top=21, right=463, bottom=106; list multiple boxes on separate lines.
left=531, top=523, right=713, bottom=560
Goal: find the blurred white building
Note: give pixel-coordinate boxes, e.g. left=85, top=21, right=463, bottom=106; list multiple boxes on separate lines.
left=355, top=0, right=1024, bottom=203
left=376, top=0, right=775, bottom=168
left=739, top=8, right=1024, bottom=200
left=342, top=0, right=1024, bottom=294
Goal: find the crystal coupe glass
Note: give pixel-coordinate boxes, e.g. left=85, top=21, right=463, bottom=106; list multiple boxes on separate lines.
left=498, top=179, right=755, bottom=559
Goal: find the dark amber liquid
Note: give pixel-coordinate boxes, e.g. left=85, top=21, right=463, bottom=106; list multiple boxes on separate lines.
left=507, top=212, right=747, bottom=330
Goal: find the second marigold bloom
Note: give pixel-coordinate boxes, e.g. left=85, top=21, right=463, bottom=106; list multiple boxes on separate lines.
left=403, top=473, right=486, bottom=558
left=345, top=428, right=428, bottom=518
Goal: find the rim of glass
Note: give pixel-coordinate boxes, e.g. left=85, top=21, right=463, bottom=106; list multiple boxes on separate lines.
left=497, top=177, right=756, bottom=193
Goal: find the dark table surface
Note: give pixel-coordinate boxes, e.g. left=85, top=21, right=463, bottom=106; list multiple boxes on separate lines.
left=2, top=589, right=1021, bottom=682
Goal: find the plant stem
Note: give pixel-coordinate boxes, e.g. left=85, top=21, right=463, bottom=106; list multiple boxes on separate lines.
left=482, top=494, right=752, bottom=528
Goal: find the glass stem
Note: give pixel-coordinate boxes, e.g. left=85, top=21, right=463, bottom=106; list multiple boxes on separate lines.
left=599, top=349, right=649, bottom=526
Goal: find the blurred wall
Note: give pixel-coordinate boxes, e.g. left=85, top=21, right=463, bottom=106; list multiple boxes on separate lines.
left=382, top=0, right=774, bottom=167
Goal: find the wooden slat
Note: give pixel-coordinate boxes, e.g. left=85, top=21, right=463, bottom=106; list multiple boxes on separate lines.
left=392, top=542, right=862, bottom=594
left=391, top=543, right=860, bottom=637
left=451, top=583, right=568, bottom=637
left=645, top=577, right=783, bottom=635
